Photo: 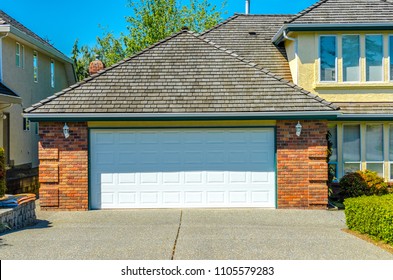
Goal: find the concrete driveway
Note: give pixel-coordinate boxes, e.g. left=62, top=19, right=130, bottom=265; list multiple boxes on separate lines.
left=0, top=206, right=392, bottom=260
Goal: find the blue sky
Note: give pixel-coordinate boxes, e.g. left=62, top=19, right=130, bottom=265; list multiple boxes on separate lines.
left=0, top=0, right=317, bottom=56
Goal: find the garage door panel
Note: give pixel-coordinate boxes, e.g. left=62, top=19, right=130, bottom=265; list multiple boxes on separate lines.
left=90, top=128, right=276, bottom=209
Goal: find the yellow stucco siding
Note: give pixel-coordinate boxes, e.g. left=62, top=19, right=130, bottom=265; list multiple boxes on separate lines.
left=88, top=120, right=277, bottom=128
left=286, top=31, right=393, bottom=102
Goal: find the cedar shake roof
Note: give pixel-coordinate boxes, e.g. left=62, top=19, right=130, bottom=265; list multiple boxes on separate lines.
left=201, top=14, right=292, bottom=81
left=25, top=30, right=337, bottom=114
left=334, top=102, right=393, bottom=115
left=0, top=82, right=19, bottom=98
left=286, top=0, right=393, bottom=24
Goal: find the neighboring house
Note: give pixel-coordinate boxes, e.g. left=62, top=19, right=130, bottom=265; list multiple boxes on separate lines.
left=0, top=11, right=76, bottom=180
left=24, top=0, right=393, bottom=211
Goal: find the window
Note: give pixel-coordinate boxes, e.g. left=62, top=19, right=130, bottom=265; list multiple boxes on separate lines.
left=33, top=51, right=38, bottom=82
left=366, top=35, right=383, bottom=82
left=328, top=125, right=338, bottom=180
left=343, top=125, right=361, bottom=174
left=320, top=36, right=337, bottom=82
left=16, top=43, right=20, bottom=67
left=390, top=125, right=393, bottom=180
left=23, top=118, right=30, bottom=131
left=35, top=123, right=39, bottom=135
left=366, top=124, right=384, bottom=177
left=390, top=36, right=393, bottom=81
left=342, top=35, right=360, bottom=82
left=21, top=45, right=25, bottom=68
left=50, top=60, right=55, bottom=88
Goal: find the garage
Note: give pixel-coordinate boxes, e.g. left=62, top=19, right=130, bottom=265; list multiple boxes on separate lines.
left=90, top=128, right=276, bottom=209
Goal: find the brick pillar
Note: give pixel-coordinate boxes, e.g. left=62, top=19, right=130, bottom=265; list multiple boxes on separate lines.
left=277, top=120, right=328, bottom=209
left=38, top=122, right=88, bottom=210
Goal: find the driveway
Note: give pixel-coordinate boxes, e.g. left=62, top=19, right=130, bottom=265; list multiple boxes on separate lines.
left=0, top=206, right=392, bottom=260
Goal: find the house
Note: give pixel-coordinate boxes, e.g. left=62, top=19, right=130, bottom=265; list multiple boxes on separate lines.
left=0, top=10, right=76, bottom=188
left=24, top=0, right=393, bottom=210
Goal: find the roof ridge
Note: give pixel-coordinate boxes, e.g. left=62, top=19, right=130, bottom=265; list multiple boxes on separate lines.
left=199, top=14, right=239, bottom=37
left=25, top=29, right=191, bottom=113
left=192, top=33, right=338, bottom=111
left=285, top=0, right=330, bottom=24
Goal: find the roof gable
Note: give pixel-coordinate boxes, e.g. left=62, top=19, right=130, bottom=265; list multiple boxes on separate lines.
left=286, top=0, right=393, bottom=24
left=25, top=30, right=337, bottom=116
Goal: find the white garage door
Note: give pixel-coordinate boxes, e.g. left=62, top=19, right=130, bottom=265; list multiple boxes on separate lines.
left=90, top=128, right=275, bottom=209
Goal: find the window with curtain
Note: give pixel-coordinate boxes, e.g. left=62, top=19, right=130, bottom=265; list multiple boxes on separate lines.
left=366, top=124, right=384, bottom=177
left=343, top=125, right=361, bottom=174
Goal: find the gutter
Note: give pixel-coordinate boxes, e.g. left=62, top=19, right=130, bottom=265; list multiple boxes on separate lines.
left=273, top=23, right=393, bottom=44
left=24, top=111, right=340, bottom=121
left=0, top=93, right=22, bottom=105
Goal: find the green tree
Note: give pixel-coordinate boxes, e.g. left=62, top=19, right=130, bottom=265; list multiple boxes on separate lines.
left=72, top=0, right=226, bottom=81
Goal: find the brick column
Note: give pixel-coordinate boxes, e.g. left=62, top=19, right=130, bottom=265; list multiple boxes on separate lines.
left=276, top=120, right=328, bottom=209
left=38, top=122, right=88, bottom=210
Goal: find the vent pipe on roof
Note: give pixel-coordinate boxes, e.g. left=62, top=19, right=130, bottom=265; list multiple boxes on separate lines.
left=245, top=0, right=250, bottom=14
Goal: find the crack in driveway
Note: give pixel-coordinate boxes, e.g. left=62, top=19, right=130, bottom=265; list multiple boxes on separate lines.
left=171, top=210, right=183, bottom=260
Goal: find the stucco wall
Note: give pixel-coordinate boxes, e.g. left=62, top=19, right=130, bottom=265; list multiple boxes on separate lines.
left=0, top=35, right=71, bottom=167
left=286, top=31, right=393, bottom=102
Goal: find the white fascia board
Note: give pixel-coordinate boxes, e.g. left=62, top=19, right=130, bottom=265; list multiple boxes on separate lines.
left=24, top=111, right=340, bottom=120
left=9, top=26, right=73, bottom=64
left=273, top=23, right=393, bottom=44
left=0, top=93, right=22, bottom=104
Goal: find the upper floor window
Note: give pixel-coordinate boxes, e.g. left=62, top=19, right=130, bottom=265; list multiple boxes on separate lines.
left=342, top=35, right=360, bottom=82
left=33, top=51, right=38, bottom=82
left=319, top=36, right=337, bottom=82
left=15, top=43, right=24, bottom=68
left=50, top=59, right=55, bottom=88
left=366, top=35, right=383, bottom=82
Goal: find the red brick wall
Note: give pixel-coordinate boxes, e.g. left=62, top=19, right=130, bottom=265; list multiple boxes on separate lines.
left=277, top=120, right=328, bottom=209
left=38, top=122, right=88, bottom=211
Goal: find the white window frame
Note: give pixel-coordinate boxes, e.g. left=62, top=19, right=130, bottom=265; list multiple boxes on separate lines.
left=342, top=34, right=361, bottom=83
left=389, top=35, right=393, bottom=82
left=365, top=34, right=384, bottom=83
left=319, top=35, right=338, bottom=82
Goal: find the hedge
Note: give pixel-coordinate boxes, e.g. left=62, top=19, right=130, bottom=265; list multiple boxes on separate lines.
left=344, top=194, right=393, bottom=245
left=0, top=148, right=6, bottom=197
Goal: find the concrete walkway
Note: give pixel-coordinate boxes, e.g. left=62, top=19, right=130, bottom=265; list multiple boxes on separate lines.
left=0, top=207, right=392, bottom=260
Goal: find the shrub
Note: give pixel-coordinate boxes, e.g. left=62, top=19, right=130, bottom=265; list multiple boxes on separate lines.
left=339, top=172, right=368, bottom=199
left=358, top=170, right=389, bottom=196
left=344, top=194, right=393, bottom=245
left=0, top=148, right=6, bottom=198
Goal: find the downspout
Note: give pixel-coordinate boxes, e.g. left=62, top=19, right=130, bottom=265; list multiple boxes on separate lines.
left=283, top=30, right=299, bottom=84
left=0, top=33, right=9, bottom=82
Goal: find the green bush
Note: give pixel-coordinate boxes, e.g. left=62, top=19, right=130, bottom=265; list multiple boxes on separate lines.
left=344, top=194, right=393, bottom=245
left=339, top=172, right=368, bottom=199
left=359, top=170, right=389, bottom=196
left=0, top=148, right=6, bottom=198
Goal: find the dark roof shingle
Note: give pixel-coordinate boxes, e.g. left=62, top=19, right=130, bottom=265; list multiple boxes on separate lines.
left=286, top=0, right=393, bottom=24
left=25, top=30, right=336, bottom=114
left=201, top=14, right=293, bottom=81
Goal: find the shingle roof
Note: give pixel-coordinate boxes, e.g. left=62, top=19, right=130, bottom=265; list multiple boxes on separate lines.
left=0, top=10, right=61, bottom=53
left=25, top=30, right=337, bottom=114
left=201, top=14, right=293, bottom=81
left=286, top=0, right=393, bottom=24
left=0, top=82, right=19, bottom=98
left=334, top=102, right=393, bottom=114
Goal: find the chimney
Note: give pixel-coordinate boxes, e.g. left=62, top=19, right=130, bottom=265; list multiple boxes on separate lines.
left=245, top=0, right=250, bottom=14
left=89, top=55, right=105, bottom=75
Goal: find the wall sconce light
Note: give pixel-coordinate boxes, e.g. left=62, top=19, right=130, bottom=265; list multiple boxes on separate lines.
left=63, top=123, right=70, bottom=138
left=295, top=121, right=302, bottom=137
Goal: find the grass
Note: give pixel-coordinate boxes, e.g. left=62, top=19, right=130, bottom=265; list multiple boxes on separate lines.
left=343, top=229, right=393, bottom=254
